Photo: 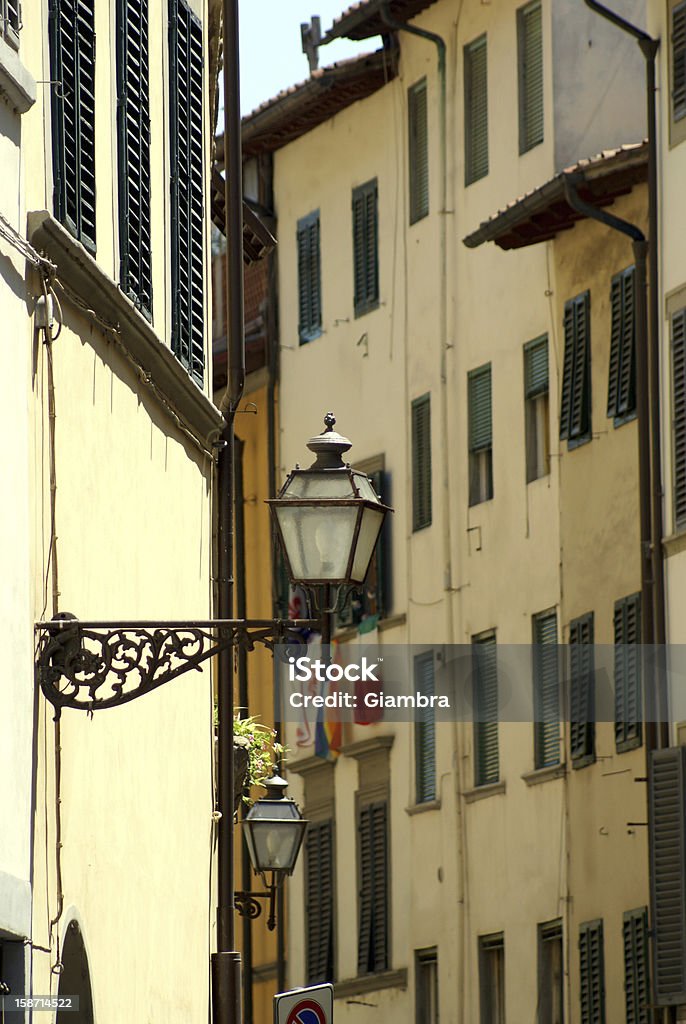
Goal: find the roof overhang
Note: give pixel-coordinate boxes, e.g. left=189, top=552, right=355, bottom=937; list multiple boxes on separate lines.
left=463, top=142, right=648, bottom=251
left=322, top=0, right=438, bottom=41
left=210, top=169, right=276, bottom=263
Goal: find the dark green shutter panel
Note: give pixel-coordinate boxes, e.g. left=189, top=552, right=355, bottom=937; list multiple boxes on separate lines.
left=569, top=613, right=595, bottom=764
left=649, top=746, right=686, bottom=1004
left=408, top=79, right=428, bottom=223
left=465, top=35, right=488, bottom=185
left=415, top=652, right=436, bottom=802
left=674, top=1, right=686, bottom=121
left=305, top=820, right=335, bottom=984
left=614, top=593, right=642, bottom=751
left=352, top=180, right=378, bottom=316
left=117, top=0, right=152, bottom=316
left=673, top=310, right=686, bottom=528
left=469, top=365, right=492, bottom=451
left=412, top=395, right=432, bottom=530
left=169, top=0, right=204, bottom=385
left=607, top=268, right=636, bottom=419
left=524, top=336, right=548, bottom=398
left=358, top=801, right=388, bottom=975
left=473, top=634, right=498, bottom=786
left=623, top=908, right=649, bottom=1024
left=607, top=275, right=623, bottom=417
left=533, top=611, right=559, bottom=769
left=560, top=293, right=591, bottom=441
left=49, top=0, right=97, bottom=253
left=518, top=1, right=543, bottom=153
left=559, top=304, right=575, bottom=440
left=368, top=468, right=387, bottom=618
left=579, top=920, right=605, bottom=1024
left=297, top=213, right=321, bottom=343
left=6, top=0, right=20, bottom=36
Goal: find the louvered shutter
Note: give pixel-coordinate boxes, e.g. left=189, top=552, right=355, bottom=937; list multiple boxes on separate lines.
left=117, top=0, right=152, bottom=316
left=560, top=293, right=591, bottom=442
left=559, top=303, right=575, bottom=440
left=305, top=820, right=335, bottom=984
left=412, top=395, right=432, bottom=531
left=49, top=0, right=97, bottom=253
left=579, top=920, right=605, bottom=1024
left=525, top=336, right=548, bottom=398
left=569, top=613, right=595, bottom=764
left=649, top=746, right=686, bottom=1004
left=468, top=365, right=492, bottom=452
left=518, top=1, right=543, bottom=153
left=607, top=268, right=636, bottom=420
left=297, top=212, right=321, bottom=343
left=672, top=310, right=686, bottom=528
left=5, top=0, right=20, bottom=39
left=623, top=908, right=649, bottom=1024
left=408, top=78, right=429, bottom=223
left=614, top=593, right=642, bottom=752
left=357, top=800, right=388, bottom=975
left=673, top=1, right=686, bottom=121
left=533, top=611, right=559, bottom=769
left=415, top=652, right=436, bottom=802
left=473, top=634, right=499, bottom=786
left=352, top=179, right=379, bottom=316
left=465, top=35, right=488, bottom=185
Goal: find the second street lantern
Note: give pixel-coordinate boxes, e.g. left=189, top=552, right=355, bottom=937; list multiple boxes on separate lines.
left=268, top=413, right=393, bottom=587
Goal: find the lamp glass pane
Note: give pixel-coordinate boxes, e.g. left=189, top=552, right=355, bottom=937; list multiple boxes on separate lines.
left=248, top=819, right=303, bottom=872
left=350, top=506, right=384, bottom=583
left=352, top=473, right=382, bottom=503
left=276, top=505, right=358, bottom=581
left=284, top=472, right=356, bottom=499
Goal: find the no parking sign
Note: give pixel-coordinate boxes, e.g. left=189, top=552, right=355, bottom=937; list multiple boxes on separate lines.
left=274, top=984, right=333, bottom=1024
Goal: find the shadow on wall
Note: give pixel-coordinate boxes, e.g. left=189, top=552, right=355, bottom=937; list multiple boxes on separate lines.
left=57, top=919, right=94, bottom=1024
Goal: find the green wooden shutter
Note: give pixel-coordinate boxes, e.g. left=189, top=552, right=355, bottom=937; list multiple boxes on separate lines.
left=468, top=364, right=492, bottom=451
left=524, top=335, right=548, bottom=398
left=49, top=0, right=97, bottom=253
left=464, top=34, right=488, bottom=185
left=607, top=267, right=636, bottom=420
left=408, top=78, right=428, bottom=223
left=533, top=611, right=559, bottom=769
left=169, top=0, right=204, bottom=385
left=305, top=820, right=335, bottom=984
left=297, top=211, right=321, bottom=343
left=559, top=303, right=575, bottom=440
left=357, top=801, right=388, bottom=975
left=415, top=652, right=436, bottom=803
left=614, top=593, right=642, bottom=752
left=649, top=746, right=686, bottom=1004
left=560, top=293, right=591, bottom=442
left=672, top=310, right=686, bottom=528
left=518, top=0, right=544, bottom=153
left=673, top=1, right=686, bottom=121
left=352, top=179, right=379, bottom=316
left=117, top=0, right=153, bottom=316
left=623, top=908, right=649, bottom=1024
left=579, top=920, right=605, bottom=1024
left=473, top=633, right=499, bottom=786
left=569, top=613, right=595, bottom=766
left=412, top=394, right=432, bottom=531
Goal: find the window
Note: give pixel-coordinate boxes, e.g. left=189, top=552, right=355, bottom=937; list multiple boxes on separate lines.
left=614, top=593, right=642, bottom=752
left=473, top=632, right=498, bottom=787
left=560, top=292, right=591, bottom=446
left=169, top=0, right=204, bottom=385
left=469, top=364, right=493, bottom=505
left=352, top=179, right=379, bottom=317
left=412, top=394, right=432, bottom=531
left=569, top=613, right=595, bottom=768
left=358, top=800, right=388, bottom=974
left=670, top=0, right=686, bottom=144
left=117, top=0, right=153, bottom=317
left=524, top=336, right=550, bottom=482
left=672, top=307, right=686, bottom=529
left=415, top=651, right=436, bottom=803
left=305, top=820, right=335, bottom=984
left=416, top=949, right=439, bottom=1024
left=297, top=210, right=322, bottom=344
left=623, top=909, right=649, bottom=1024
left=607, top=267, right=636, bottom=424
left=1, top=0, right=20, bottom=48
left=465, top=35, right=488, bottom=185
left=538, top=921, right=563, bottom=1024
left=579, top=920, right=605, bottom=1024
left=49, top=0, right=96, bottom=252
left=518, top=1, right=543, bottom=153
left=533, top=610, right=559, bottom=769
left=479, top=933, right=505, bottom=1024
left=336, top=462, right=389, bottom=629
left=408, top=78, right=428, bottom=223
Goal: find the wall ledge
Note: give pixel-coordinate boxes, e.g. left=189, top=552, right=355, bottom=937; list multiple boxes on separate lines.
left=0, top=36, right=35, bottom=114
left=335, top=968, right=408, bottom=999
left=463, top=780, right=506, bottom=803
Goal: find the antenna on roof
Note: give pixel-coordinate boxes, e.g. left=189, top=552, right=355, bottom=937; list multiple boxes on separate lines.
left=301, top=16, right=322, bottom=74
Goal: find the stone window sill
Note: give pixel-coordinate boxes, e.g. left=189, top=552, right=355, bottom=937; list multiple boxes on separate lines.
left=521, top=763, right=566, bottom=786
left=405, top=799, right=441, bottom=816
left=463, top=780, right=506, bottom=803
left=335, top=969, right=408, bottom=999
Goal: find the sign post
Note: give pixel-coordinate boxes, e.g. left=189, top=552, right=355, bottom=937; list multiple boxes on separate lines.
left=274, top=984, right=333, bottom=1024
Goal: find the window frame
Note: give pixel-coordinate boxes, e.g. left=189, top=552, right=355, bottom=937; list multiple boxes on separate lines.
left=469, top=363, right=493, bottom=506
left=614, top=592, right=642, bottom=753
left=517, top=0, right=544, bottom=154
left=352, top=178, right=379, bottom=318
left=473, top=631, right=499, bottom=787
left=408, top=77, right=429, bottom=224
left=579, top=919, right=605, bottom=1024
left=532, top=610, right=560, bottom=770
left=559, top=291, right=591, bottom=448
left=415, top=947, right=439, bottom=1024
left=336, top=456, right=390, bottom=629
left=671, top=305, right=686, bottom=530
left=464, top=34, right=489, bottom=185
left=479, top=932, right=505, bottom=1024
left=1, top=0, right=20, bottom=49
left=297, top=209, right=322, bottom=345
left=569, top=612, right=595, bottom=769
left=623, top=907, right=649, bottom=1024
left=414, top=651, right=437, bottom=803
left=304, top=818, right=336, bottom=985
left=669, top=0, right=686, bottom=146
left=607, top=266, right=637, bottom=426
left=524, top=335, right=550, bottom=482
left=537, top=919, right=564, bottom=1024
left=412, top=394, right=432, bottom=531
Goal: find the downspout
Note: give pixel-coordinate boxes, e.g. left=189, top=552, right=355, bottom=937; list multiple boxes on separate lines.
left=213, top=1, right=245, bottom=1023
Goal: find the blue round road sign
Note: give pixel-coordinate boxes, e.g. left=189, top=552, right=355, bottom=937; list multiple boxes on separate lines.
left=286, top=999, right=327, bottom=1024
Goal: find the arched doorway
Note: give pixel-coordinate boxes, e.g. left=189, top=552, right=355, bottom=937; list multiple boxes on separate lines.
left=57, top=919, right=94, bottom=1024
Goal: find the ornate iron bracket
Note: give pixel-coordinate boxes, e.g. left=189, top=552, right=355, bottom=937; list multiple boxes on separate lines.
left=35, top=615, right=318, bottom=714
left=234, top=886, right=278, bottom=930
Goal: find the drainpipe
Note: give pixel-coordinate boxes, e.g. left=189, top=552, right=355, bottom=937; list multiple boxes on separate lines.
left=213, top=1, right=245, bottom=1023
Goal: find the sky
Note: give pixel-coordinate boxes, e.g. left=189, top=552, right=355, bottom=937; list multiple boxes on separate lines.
left=238, top=0, right=381, bottom=115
